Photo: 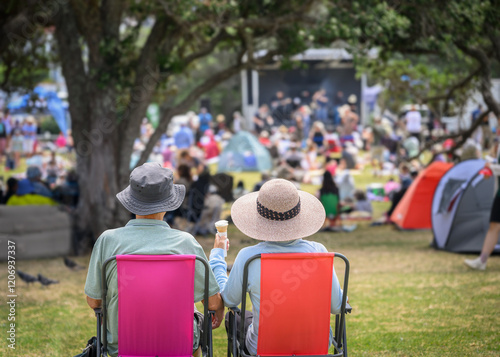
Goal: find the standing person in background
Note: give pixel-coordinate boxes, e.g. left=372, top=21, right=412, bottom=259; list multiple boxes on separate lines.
left=471, top=105, right=483, bottom=123
left=471, top=105, right=484, bottom=146
left=299, top=105, right=312, bottom=141
left=253, top=104, right=273, bottom=134
left=140, top=118, right=149, bottom=142
left=313, top=88, right=329, bottom=122
left=10, top=129, right=24, bottom=169
left=232, top=111, right=243, bottom=133
left=464, top=149, right=500, bottom=271
left=198, top=107, right=213, bottom=135
left=482, top=113, right=495, bottom=150
left=405, top=105, right=422, bottom=141
left=198, top=129, right=219, bottom=160
left=371, top=117, right=387, bottom=177
left=215, top=114, right=227, bottom=136
left=347, top=94, right=358, bottom=114
left=22, top=116, right=37, bottom=157
left=2, top=109, right=13, bottom=147
left=0, top=113, right=7, bottom=163
left=293, top=113, right=304, bottom=141
left=340, top=106, right=359, bottom=137
left=333, top=91, right=345, bottom=126
left=174, top=122, right=194, bottom=149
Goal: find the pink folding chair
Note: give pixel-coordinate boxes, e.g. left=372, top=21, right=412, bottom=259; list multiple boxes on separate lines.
left=95, top=255, right=213, bottom=357
left=227, top=252, right=351, bottom=357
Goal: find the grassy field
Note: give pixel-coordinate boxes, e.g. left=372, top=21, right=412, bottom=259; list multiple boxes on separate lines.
left=1, top=159, right=499, bottom=356
left=1, top=206, right=499, bottom=356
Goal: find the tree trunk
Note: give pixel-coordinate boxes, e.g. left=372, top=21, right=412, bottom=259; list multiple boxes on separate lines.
left=72, top=86, right=126, bottom=253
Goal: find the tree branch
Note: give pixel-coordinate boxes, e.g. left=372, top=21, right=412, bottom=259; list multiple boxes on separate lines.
left=69, top=0, right=102, bottom=68
left=182, top=30, right=230, bottom=65
left=456, top=43, right=500, bottom=118
left=116, top=16, right=173, bottom=183
left=422, top=67, right=481, bottom=103
left=135, top=49, right=279, bottom=167
left=136, top=63, right=246, bottom=167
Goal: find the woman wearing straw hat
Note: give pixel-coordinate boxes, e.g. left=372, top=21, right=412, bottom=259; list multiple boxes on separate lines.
left=209, top=179, right=344, bottom=355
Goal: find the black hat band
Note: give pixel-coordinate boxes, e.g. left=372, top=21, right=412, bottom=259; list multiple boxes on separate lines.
left=257, top=199, right=301, bottom=221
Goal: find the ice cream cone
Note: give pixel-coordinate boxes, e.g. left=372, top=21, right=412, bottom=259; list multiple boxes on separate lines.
left=215, top=220, right=229, bottom=257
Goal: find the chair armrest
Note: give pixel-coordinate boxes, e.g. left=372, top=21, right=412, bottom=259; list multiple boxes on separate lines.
left=227, top=307, right=240, bottom=357
left=345, top=302, right=352, bottom=314
left=201, top=310, right=216, bottom=357
left=94, top=308, right=104, bottom=357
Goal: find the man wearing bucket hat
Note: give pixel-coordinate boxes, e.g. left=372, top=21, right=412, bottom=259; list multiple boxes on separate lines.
left=84, top=162, right=224, bottom=357
left=209, top=179, right=344, bottom=355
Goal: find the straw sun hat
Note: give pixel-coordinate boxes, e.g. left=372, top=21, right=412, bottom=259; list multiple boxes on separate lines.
left=231, top=179, right=326, bottom=241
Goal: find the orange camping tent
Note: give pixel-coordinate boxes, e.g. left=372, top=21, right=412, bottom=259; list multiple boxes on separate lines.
left=390, top=161, right=453, bottom=230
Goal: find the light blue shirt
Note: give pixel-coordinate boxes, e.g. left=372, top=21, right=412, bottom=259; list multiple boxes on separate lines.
left=209, top=239, right=343, bottom=355
left=174, top=126, right=194, bottom=149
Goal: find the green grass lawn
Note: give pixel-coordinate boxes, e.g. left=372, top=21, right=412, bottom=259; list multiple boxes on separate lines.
left=1, top=217, right=499, bottom=356
left=1, top=162, right=499, bottom=356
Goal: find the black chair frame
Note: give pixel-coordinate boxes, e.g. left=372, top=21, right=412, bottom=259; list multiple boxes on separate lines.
left=227, top=252, right=351, bottom=357
left=94, top=255, right=214, bottom=357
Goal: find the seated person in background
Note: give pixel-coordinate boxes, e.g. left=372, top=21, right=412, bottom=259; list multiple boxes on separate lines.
left=384, top=178, right=400, bottom=201
left=174, top=164, right=193, bottom=214
left=6, top=179, right=56, bottom=206
left=26, top=166, right=53, bottom=198
left=52, top=170, right=79, bottom=209
left=195, top=185, right=225, bottom=236
left=0, top=177, right=18, bottom=204
left=233, top=180, right=248, bottom=199
left=335, top=159, right=355, bottom=201
left=325, top=155, right=339, bottom=176
left=353, top=190, right=373, bottom=215
left=209, top=179, right=344, bottom=355
left=252, top=173, right=270, bottom=192
left=385, top=166, right=417, bottom=221
left=318, top=171, right=341, bottom=228
left=284, top=142, right=304, bottom=169
left=84, top=163, right=224, bottom=357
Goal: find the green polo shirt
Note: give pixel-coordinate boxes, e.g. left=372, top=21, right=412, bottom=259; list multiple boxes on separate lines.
left=85, top=219, right=220, bottom=357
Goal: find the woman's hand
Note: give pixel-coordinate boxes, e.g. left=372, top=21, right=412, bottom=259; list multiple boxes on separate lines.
left=214, top=233, right=228, bottom=250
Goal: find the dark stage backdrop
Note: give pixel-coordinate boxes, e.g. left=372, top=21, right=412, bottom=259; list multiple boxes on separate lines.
left=257, top=66, right=361, bottom=107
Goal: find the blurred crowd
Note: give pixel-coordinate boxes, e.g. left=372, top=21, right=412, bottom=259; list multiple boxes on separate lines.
left=2, top=87, right=498, bottom=231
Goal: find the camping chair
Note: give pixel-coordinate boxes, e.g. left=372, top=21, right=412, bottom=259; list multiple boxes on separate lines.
left=95, top=255, right=214, bottom=357
left=227, top=252, right=351, bottom=357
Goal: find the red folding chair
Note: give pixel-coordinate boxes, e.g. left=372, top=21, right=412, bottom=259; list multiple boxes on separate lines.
left=94, top=254, right=214, bottom=357
left=227, top=252, right=351, bottom=357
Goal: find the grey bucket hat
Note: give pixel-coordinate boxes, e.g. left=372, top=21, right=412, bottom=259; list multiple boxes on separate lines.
left=116, top=162, right=186, bottom=215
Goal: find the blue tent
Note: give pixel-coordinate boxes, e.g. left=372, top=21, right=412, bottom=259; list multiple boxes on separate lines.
left=217, top=131, right=272, bottom=172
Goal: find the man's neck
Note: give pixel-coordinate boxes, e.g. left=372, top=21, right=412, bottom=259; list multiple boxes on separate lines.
left=136, top=212, right=166, bottom=221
